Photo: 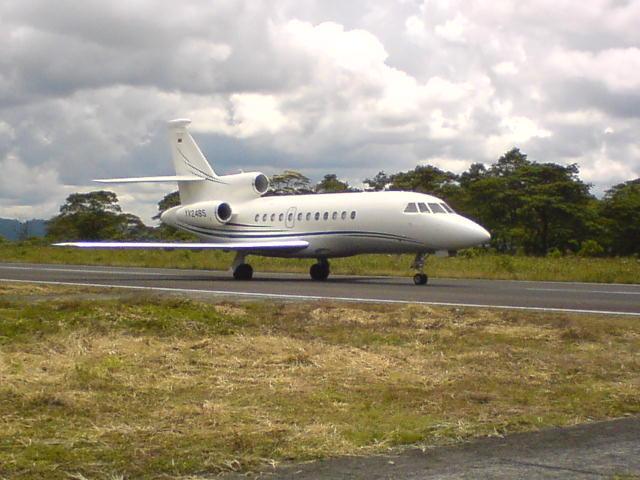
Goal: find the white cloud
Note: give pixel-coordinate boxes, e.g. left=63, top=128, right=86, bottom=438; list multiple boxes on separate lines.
left=0, top=0, right=639, bottom=221
left=434, top=13, right=470, bottom=44
left=230, top=94, right=293, bottom=137
left=493, top=61, right=518, bottom=76
left=549, top=47, right=640, bottom=91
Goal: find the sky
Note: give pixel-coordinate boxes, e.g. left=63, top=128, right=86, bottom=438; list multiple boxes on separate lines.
left=1, top=0, right=639, bottom=223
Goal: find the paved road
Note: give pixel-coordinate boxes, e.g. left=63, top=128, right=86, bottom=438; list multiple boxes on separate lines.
left=1, top=262, right=639, bottom=315
left=227, top=417, right=640, bottom=479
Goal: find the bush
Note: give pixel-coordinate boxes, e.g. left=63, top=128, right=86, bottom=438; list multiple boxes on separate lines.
left=547, top=248, right=563, bottom=258
left=578, top=240, right=605, bottom=257
left=458, top=248, right=480, bottom=258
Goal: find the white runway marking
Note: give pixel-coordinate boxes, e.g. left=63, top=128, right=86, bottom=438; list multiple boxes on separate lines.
left=527, top=288, right=640, bottom=295
left=1, top=278, right=639, bottom=317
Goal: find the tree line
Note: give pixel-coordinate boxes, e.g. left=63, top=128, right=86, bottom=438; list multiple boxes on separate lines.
left=44, top=148, right=639, bottom=256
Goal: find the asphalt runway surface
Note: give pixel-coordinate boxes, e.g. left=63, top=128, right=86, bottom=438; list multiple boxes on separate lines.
left=225, top=416, right=640, bottom=479
left=0, top=262, right=639, bottom=315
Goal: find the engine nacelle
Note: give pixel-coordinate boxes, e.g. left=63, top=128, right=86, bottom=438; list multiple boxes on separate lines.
left=175, top=201, right=232, bottom=228
left=217, top=172, right=269, bottom=200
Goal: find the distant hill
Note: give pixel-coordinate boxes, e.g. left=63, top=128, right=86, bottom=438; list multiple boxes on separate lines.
left=0, top=218, right=47, bottom=241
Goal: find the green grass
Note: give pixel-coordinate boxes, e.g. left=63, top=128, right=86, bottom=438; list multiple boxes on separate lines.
left=0, top=283, right=639, bottom=479
left=1, top=243, right=639, bottom=283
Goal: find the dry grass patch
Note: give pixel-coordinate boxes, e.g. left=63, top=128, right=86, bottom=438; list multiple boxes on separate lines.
left=0, top=285, right=638, bottom=479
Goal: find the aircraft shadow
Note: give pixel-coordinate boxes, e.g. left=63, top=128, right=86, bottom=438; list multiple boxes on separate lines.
left=70, top=274, right=453, bottom=288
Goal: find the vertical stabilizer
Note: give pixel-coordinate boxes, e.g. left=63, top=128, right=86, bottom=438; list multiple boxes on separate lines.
left=168, top=119, right=216, bottom=204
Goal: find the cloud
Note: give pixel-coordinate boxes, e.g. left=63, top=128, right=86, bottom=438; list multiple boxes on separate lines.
left=549, top=47, right=640, bottom=91
left=0, top=0, right=639, bottom=220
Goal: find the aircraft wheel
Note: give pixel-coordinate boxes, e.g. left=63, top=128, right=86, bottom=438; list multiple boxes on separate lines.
left=413, top=273, right=428, bottom=285
left=233, top=263, right=253, bottom=281
left=310, top=263, right=330, bottom=281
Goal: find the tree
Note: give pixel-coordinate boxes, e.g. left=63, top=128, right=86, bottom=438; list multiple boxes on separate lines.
left=47, top=191, right=151, bottom=241
left=269, top=170, right=313, bottom=195
left=492, top=147, right=530, bottom=176
left=153, top=190, right=197, bottom=240
left=600, top=179, right=640, bottom=255
left=389, top=165, right=458, bottom=196
left=458, top=152, right=596, bottom=254
left=157, top=191, right=181, bottom=214
left=458, top=163, right=487, bottom=188
left=515, top=163, right=595, bottom=254
left=364, top=171, right=392, bottom=191
left=315, top=174, right=352, bottom=193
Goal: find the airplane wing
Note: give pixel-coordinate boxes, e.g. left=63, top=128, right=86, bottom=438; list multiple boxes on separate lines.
left=54, top=240, right=309, bottom=251
left=94, top=175, right=203, bottom=183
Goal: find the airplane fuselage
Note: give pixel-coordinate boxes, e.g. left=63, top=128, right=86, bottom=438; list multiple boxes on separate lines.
left=161, top=190, right=490, bottom=258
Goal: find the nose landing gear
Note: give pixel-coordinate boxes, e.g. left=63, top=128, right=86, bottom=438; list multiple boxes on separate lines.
left=411, top=252, right=428, bottom=285
left=310, top=258, right=330, bottom=281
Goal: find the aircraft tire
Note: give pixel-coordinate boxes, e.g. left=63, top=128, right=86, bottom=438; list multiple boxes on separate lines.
left=233, top=263, right=253, bottom=280
left=310, top=263, right=330, bottom=281
left=413, top=273, right=428, bottom=285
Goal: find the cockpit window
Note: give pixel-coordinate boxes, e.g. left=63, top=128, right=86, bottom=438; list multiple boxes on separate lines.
left=442, top=203, right=455, bottom=213
left=429, top=202, right=446, bottom=213
left=404, top=203, right=418, bottom=213
left=418, top=202, right=430, bottom=213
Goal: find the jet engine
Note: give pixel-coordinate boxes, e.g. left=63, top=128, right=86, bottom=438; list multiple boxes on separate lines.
left=217, top=172, right=269, bottom=200
left=174, top=201, right=233, bottom=228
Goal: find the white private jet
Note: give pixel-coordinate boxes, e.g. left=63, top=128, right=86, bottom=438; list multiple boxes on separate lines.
left=56, top=119, right=490, bottom=285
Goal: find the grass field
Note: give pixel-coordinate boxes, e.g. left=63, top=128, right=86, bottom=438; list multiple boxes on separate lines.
left=0, top=283, right=638, bottom=479
left=1, top=243, right=639, bottom=283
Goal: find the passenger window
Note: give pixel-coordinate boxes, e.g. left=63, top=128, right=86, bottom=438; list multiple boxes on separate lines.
left=270, top=213, right=275, bottom=221
left=297, top=212, right=302, bottom=221
left=306, top=212, right=311, bottom=221
left=263, top=214, right=268, bottom=222
left=288, top=213, right=293, bottom=221
left=429, top=203, right=446, bottom=213
left=350, top=211, right=356, bottom=220
left=315, top=212, right=320, bottom=220
left=418, top=202, right=430, bottom=213
left=255, top=214, right=260, bottom=222
left=323, top=212, right=329, bottom=220
left=332, top=211, right=337, bottom=220
left=404, top=203, right=418, bottom=213
left=341, top=211, right=347, bottom=220
left=279, top=213, right=284, bottom=221
left=442, top=203, right=455, bottom=213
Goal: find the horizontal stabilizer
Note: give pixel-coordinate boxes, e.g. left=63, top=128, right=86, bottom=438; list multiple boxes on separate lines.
left=94, top=175, right=203, bottom=184
left=54, top=240, right=309, bottom=251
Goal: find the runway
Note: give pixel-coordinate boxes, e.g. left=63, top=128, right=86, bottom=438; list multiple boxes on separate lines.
left=1, top=262, right=639, bottom=315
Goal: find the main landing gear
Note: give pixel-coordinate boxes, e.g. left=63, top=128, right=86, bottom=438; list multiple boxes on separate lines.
left=310, top=258, right=330, bottom=281
left=412, top=252, right=428, bottom=285
left=232, top=252, right=253, bottom=280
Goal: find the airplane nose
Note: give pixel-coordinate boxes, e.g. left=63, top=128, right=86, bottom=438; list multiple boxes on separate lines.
left=460, top=219, right=491, bottom=247
left=477, top=224, right=491, bottom=244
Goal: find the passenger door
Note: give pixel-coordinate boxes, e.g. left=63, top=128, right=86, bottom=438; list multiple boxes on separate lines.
left=285, top=206, right=297, bottom=229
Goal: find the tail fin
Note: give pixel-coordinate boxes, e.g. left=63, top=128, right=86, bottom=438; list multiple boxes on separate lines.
left=168, top=119, right=217, bottom=204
